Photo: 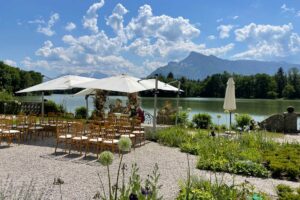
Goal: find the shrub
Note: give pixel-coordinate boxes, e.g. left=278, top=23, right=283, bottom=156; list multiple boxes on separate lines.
left=192, top=113, right=212, bottom=129
left=231, top=160, right=269, bottom=178
left=235, top=113, right=252, bottom=128
left=177, top=176, right=268, bottom=200
left=263, top=144, right=300, bottom=180
left=75, top=106, right=87, bottom=119
left=170, top=111, right=189, bottom=126
left=277, top=184, right=300, bottom=200
left=44, top=100, right=65, bottom=114
left=156, top=126, right=190, bottom=147
left=180, top=142, right=199, bottom=155
left=0, top=91, right=14, bottom=101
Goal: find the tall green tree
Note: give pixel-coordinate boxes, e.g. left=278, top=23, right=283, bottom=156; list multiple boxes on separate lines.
left=274, top=67, right=287, bottom=98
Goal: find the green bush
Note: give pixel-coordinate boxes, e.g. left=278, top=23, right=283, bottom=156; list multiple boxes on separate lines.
left=177, top=176, right=268, bottom=200
left=264, top=144, right=300, bottom=180
left=0, top=91, right=15, bottom=101
left=75, top=106, right=87, bottom=119
left=192, top=113, right=212, bottom=129
left=277, top=184, right=300, bottom=200
left=170, top=111, right=189, bottom=126
left=156, top=126, right=190, bottom=147
left=44, top=100, right=65, bottom=114
left=231, top=160, right=269, bottom=178
left=235, top=113, right=252, bottom=128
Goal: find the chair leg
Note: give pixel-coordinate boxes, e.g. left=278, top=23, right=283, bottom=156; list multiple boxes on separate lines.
left=54, top=140, right=59, bottom=154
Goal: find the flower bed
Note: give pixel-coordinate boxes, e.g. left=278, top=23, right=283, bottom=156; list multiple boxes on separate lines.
left=156, top=127, right=300, bottom=180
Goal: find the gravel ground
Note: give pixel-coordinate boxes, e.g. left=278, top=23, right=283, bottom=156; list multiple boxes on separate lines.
left=0, top=138, right=300, bottom=199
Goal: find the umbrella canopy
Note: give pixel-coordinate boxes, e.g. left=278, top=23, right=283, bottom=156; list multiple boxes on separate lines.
left=73, top=88, right=96, bottom=97
left=139, top=79, right=183, bottom=92
left=72, top=74, right=148, bottom=93
left=223, top=77, right=236, bottom=111
left=16, top=75, right=97, bottom=93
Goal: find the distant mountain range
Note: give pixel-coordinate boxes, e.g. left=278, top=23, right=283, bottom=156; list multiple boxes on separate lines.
left=150, top=51, right=300, bottom=80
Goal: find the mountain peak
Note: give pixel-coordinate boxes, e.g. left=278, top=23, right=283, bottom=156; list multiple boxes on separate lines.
left=150, top=52, right=300, bottom=80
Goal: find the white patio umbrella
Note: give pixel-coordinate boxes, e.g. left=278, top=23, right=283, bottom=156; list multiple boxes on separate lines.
left=223, top=77, right=236, bottom=127
left=139, top=79, right=182, bottom=91
left=16, top=75, right=97, bottom=117
left=73, top=74, right=148, bottom=93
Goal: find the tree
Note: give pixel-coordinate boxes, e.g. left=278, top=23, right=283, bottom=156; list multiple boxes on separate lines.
left=167, top=72, right=174, bottom=80
left=274, top=67, right=286, bottom=98
left=283, top=84, right=296, bottom=99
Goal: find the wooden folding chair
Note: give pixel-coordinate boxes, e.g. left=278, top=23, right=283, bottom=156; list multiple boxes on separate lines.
left=69, top=122, right=88, bottom=155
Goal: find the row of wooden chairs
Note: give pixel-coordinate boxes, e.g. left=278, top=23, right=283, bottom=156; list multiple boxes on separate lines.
left=54, top=117, right=145, bottom=157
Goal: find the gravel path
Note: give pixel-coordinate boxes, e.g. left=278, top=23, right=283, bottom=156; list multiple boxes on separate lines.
left=0, top=139, right=300, bottom=199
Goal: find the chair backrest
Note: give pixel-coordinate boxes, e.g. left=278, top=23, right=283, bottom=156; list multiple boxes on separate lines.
left=72, top=122, right=84, bottom=136
left=56, top=123, right=67, bottom=138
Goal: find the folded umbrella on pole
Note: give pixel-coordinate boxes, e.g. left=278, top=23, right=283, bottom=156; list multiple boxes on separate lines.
left=223, top=77, right=236, bottom=128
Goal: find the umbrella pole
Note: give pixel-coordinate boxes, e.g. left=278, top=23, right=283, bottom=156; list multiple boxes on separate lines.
left=175, top=81, right=181, bottom=126
left=85, top=95, right=89, bottom=121
left=41, top=91, right=44, bottom=119
left=153, top=75, right=158, bottom=131
left=229, top=112, right=232, bottom=130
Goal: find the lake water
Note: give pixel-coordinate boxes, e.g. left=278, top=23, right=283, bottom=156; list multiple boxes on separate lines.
left=18, top=94, right=300, bottom=125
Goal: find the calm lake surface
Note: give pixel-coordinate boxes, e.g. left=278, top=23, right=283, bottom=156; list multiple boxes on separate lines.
left=18, top=94, right=300, bottom=125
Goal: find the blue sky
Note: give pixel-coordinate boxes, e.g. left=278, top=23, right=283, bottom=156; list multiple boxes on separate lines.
left=1, top=0, right=300, bottom=77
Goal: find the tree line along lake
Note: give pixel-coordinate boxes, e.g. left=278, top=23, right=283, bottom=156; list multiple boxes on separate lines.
left=18, top=94, right=300, bottom=126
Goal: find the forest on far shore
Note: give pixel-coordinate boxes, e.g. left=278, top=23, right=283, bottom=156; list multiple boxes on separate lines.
left=144, top=67, right=300, bottom=99
left=1, top=60, right=300, bottom=100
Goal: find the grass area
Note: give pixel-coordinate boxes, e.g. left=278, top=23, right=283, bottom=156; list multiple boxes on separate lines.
left=155, top=126, right=300, bottom=180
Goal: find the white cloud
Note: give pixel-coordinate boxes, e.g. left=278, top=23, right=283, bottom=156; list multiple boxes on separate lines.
left=125, top=4, right=200, bottom=42
left=82, top=0, right=104, bottom=33
left=232, top=15, right=239, bottom=20
left=37, top=13, right=60, bottom=36
left=281, top=4, right=295, bottom=13
left=216, top=18, right=223, bottom=23
left=217, top=24, right=233, bottom=39
left=28, top=18, right=45, bottom=24
left=234, top=23, right=293, bottom=42
left=65, top=22, right=76, bottom=31
left=207, top=35, right=216, bottom=40
left=233, top=23, right=300, bottom=60
left=106, top=3, right=128, bottom=35
left=3, top=59, right=17, bottom=66
left=23, top=3, right=235, bottom=77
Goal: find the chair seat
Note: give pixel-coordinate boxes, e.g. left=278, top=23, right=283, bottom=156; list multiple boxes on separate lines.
left=121, top=134, right=136, bottom=138
left=89, top=138, right=103, bottom=142
left=29, top=126, right=43, bottom=130
left=132, top=130, right=145, bottom=134
left=2, top=130, right=20, bottom=134
left=72, top=136, right=88, bottom=140
left=17, top=125, right=29, bottom=129
left=59, top=134, right=72, bottom=139
left=119, top=130, right=131, bottom=133
left=103, top=139, right=119, bottom=144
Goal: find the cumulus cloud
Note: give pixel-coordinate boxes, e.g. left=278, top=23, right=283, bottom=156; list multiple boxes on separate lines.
left=83, top=0, right=104, bottom=33
left=233, top=23, right=300, bottom=60
left=217, top=24, right=233, bottom=39
left=125, top=4, right=200, bottom=41
left=106, top=3, right=128, bottom=34
left=232, top=15, right=239, bottom=20
left=65, top=22, right=76, bottom=31
left=36, top=13, right=59, bottom=36
left=3, top=59, right=17, bottom=66
left=23, top=3, right=235, bottom=77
